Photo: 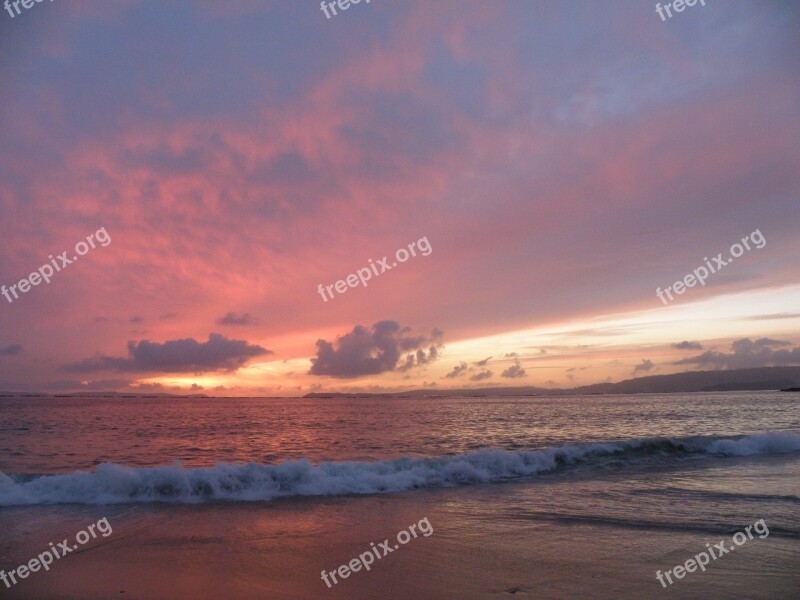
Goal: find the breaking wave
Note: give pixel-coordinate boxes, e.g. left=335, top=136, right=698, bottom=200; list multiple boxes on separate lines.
left=1, top=432, right=798, bottom=506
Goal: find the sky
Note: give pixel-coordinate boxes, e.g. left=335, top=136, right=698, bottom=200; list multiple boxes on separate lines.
left=0, top=0, right=798, bottom=396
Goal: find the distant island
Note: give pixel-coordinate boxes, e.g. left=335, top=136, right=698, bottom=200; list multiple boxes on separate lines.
left=0, top=392, right=210, bottom=399
left=2, top=366, right=800, bottom=399
left=305, top=366, right=800, bottom=398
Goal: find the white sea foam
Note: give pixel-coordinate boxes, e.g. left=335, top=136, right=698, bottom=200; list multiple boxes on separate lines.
left=704, top=432, right=800, bottom=456
left=1, top=432, right=797, bottom=506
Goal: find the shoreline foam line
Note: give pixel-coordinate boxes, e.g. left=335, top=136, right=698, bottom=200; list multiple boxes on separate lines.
left=1, top=432, right=798, bottom=506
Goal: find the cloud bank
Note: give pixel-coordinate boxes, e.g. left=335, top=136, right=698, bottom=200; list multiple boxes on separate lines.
left=309, top=321, right=442, bottom=378
left=675, top=338, right=800, bottom=369
left=66, top=334, right=270, bottom=374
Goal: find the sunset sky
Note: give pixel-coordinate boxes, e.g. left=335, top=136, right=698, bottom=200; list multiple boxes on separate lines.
left=1, top=0, right=798, bottom=396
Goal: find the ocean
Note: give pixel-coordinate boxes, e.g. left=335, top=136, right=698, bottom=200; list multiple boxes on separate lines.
left=1, top=391, right=798, bottom=598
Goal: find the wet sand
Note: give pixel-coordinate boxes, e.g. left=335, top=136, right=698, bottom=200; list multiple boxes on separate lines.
left=2, top=459, right=798, bottom=600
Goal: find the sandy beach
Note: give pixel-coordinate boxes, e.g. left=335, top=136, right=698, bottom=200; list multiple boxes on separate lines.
left=3, top=448, right=798, bottom=599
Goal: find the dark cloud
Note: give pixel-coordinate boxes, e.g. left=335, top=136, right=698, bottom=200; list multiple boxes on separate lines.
left=309, top=321, right=442, bottom=378
left=217, top=312, right=254, bottom=326
left=505, top=352, right=518, bottom=357
left=65, top=334, right=270, bottom=374
left=674, top=338, right=800, bottom=369
left=470, top=370, right=493, bottom=381
left=119, top=144, right=212, bottom=177
left=130, top=315, right=143, bottom=323
left=633, top=359, right=654, bottom=373
left=339, top=90, right=463, bottom=174
left=0, top=344, right=22, bottom=356
left=672, top=341, right=704, bottom=350
left=501, top=361, right=526, bottom=378
left=444, top=362, right=468, bottom=379
left=250, top=151, right=318, bottom=187
left=397, top=345, right=441, bottom=372
left=160, top=313, right=178, bottom=320
left=473, top=356, right=492, bottom=367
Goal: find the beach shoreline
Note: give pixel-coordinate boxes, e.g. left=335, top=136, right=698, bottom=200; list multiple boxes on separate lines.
left=2, top=453, right=798, bottom=600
